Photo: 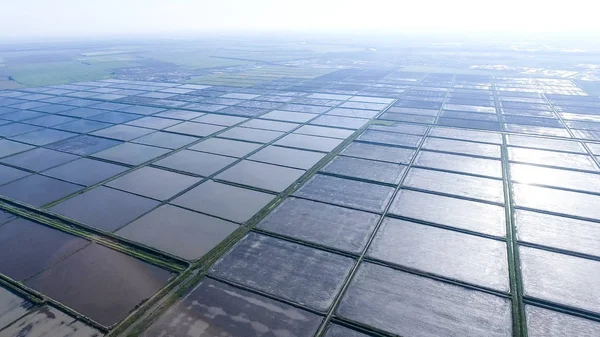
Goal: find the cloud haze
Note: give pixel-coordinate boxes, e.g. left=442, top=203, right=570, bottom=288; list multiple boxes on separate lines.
left=1, top=0, right=598, bottom=39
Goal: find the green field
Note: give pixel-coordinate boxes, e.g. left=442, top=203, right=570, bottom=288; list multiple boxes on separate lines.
left=78, top=54, right=140, bottom=64
left=0, top=80, right=22, bottom=89
left=145, top=50, right=255, bottom=69
left=1, top=37, right=594, bottom=88
left=9, top=60, right=139, bottom=86
left=0, top=38, right=374, bottom=87
left=399, top=65, right=501, bottom=75
left=80, top=50, right=132, bottom=57
left=1, top=44, right=265, bottom=86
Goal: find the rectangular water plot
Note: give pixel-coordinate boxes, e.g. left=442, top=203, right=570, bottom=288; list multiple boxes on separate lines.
left=520, top=246, right=600, bottom=315
left=189, top=138, right=261, bottom=158
left=294, top=174, right=395, bottom=213
left=164, top=122, right=225, bottom=137
left=106, top=166, right=200, bottom=201
left=219, top=127, right=284, bottom=143
left=90, top=125, right=154, bottom=141
left=92, top=143, right=170, bottom=166
left=209, top=232, right=354, bottom=312
left=526, top=305, right=600, bottom=337
left=140, top=278, right=321, bottom=337
left=403, top=168, right=505, bottom=204
left=0, top=218, right=88, bottom=281
left=0, top=148, right=78, bottom=172
left=275, top=133, right=343, bottom=152
left=216, top=160, right=305, bottom=193
left=258, top=197, right=379, bottom=253
left=1, top=305, right=104, bottom=337
left=50, top=186, right=160, bottom=232
left=368, top=218, right=509, bottom=291
left=357, top=129, right=422, bottom=148
left=414, top=150, right=502, bottom=178
left=513, top=184, right=600, bottom=220
left=249, top=145, right=325, bottom=170
left=508, top=147, right=599, bottom=172
left=337, top=262, right=512, bottom=337
left=172, top=180, right=275, bottom=223
left=515, top=209, right=600, bottom=257
left=422, top=137, right=501, bottom=158
left=0, top=175, right=83, bottom=207
left=42, top=158, right=128, bottom=186
left=0, top=286, right=33, bottom=331
left=132, top=131, right=198, bottom=149
left=117, top=204, right=238, bottom=260
left=510, top=163, right=600, bottom=194
left=24, top=243, right=173, bottom=327
left=153, top=150, right=236, bottom=176
left=341, top=141, right=415, bottom=164
left=390, top=189, right=506, bottom=237
left=322, top=155, right=405, bottom=184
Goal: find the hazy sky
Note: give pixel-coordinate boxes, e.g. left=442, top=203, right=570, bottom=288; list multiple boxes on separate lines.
left=1, top=0, right=598, bottom=39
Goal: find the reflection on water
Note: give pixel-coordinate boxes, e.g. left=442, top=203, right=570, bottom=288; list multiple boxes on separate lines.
left=142, top=278, right=321, bottom=337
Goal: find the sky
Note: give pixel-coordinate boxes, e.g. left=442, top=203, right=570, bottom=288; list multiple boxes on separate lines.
left=1, top=0, right=598, bottom=39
